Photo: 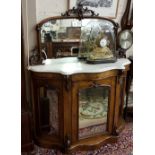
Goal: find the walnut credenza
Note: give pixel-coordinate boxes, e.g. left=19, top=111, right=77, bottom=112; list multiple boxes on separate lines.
left=29, top=58, right=130, bottom=153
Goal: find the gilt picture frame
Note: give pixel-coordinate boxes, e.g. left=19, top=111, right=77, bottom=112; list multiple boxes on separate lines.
left=68, top=0, right=119, bottom=19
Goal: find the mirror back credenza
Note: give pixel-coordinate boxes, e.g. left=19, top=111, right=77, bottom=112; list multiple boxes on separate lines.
left=28, top=4, right=131, bottom=154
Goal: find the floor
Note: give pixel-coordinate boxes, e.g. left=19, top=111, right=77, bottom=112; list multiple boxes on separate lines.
left=22, top=119, right=133, bottom=155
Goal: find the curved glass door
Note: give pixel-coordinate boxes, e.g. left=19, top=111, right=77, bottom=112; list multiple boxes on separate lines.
left=78, top=86, right=110, bottom=139
left=39, top=87, right=59, bottom=136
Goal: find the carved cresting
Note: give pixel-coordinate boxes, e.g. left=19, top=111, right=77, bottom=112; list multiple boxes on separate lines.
left=61, top=3, right=99, bottom=20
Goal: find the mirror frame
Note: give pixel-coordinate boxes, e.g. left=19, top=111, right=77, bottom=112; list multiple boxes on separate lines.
left=33, top=4, right=119, bottom=65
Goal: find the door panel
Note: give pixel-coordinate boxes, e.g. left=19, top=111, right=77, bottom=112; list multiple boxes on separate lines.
left=32, top=79, right=64, bottom=144
left=71, top=77, right=116, bottom=143
left=78, top=86, right=110, bottom=139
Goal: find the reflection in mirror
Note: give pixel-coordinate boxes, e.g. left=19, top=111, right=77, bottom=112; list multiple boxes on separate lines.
left=40, top=19, right=82, bottom=58
left=39, top=18, right=117, bottom=60
left=41, top=19, right=82, bottom=43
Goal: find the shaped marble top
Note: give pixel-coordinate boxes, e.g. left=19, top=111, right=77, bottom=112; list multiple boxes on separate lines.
left=28, top=57, right=131, bottom=75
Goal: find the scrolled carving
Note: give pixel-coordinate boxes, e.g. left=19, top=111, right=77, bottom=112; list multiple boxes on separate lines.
left=91, top=81, right=100, bottom=88
left=61, top=3, right=99, bottom=20
left=114, top=23, right=119, bottom=32
left=29, top=48, right=41, bottom=65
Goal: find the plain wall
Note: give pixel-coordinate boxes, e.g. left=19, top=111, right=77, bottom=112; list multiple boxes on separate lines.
left=22, top=0, right=37, bottom=66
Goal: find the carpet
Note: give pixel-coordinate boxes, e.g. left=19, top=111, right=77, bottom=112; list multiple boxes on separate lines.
left=26, top=122, right=132, bottom=155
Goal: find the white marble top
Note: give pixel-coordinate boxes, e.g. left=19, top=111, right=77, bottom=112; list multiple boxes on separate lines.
left=28, top=57, right=131, bottom=75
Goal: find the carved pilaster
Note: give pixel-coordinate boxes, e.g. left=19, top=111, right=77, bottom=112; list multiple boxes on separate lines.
left=117, top=70, right=123, bottom=84
left=64, top=75, right=71, bottom=91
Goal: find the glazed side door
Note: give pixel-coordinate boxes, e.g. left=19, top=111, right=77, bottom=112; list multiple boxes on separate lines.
left=31, top=77, right=64, bottom=149
left=71, top=76, right=116, bottom=145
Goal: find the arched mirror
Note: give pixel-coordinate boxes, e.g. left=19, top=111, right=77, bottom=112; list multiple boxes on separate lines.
left=31, top=4, right=120, bottom=65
